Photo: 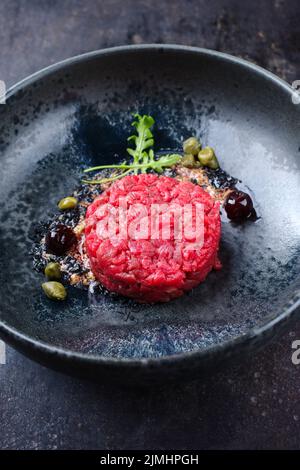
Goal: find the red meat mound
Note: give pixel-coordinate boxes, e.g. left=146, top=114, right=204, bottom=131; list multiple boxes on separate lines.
left=85, top=174, right=221, bottom=303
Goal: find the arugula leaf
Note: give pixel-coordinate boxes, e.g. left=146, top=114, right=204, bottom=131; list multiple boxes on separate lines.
left=126, top=114, right=155, bottom=171
left=148, top=153, right=181, bottom=173
left=83, top=114, right=181, bottom=184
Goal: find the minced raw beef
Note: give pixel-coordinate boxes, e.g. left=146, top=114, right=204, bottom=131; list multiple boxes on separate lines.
left=85, top=174, right=221, bottom=303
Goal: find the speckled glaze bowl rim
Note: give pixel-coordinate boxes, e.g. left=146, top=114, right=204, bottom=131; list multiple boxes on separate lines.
left=0, top=44, right=299, bottom=370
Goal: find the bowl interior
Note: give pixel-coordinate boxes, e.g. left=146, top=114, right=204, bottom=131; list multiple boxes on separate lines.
left=0, top=47, right=299, bottom=359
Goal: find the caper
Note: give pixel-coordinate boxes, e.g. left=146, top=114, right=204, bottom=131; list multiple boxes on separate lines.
left=181, top=154, right=196, bottom=168
left=58, top=196, right=78, bottom=210
left=183, top=137, right=201, bottom=156
left=44, top=262, right=61, bottom=280
left=42, top=282, right=67, bottom=301
left=198, top=146, right=220, bottom=169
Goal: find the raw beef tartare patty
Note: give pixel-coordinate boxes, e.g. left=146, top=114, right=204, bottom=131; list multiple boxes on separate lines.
left=85, top=174, right=221, bottom=303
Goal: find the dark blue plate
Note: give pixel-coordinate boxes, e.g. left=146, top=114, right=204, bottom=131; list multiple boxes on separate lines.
left=0, top=45, right=299, bottom=382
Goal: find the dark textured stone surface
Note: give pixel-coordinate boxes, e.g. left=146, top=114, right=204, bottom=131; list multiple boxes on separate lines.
left=0, top=0, right=300, bottom=450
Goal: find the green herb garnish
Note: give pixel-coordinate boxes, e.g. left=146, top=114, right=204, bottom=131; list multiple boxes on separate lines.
left=83, top=114, right=181, bottom=184
left=127, top=114, right=155, bottom=172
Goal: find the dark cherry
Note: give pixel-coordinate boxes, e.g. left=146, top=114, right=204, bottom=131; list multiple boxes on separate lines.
left=224, top=190, right=255, bottom=221
left=45, top=223, right=77, bottom=255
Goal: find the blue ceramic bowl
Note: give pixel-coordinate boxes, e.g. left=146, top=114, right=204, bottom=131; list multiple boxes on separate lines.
left=0, top=45, right=299, bottom=382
